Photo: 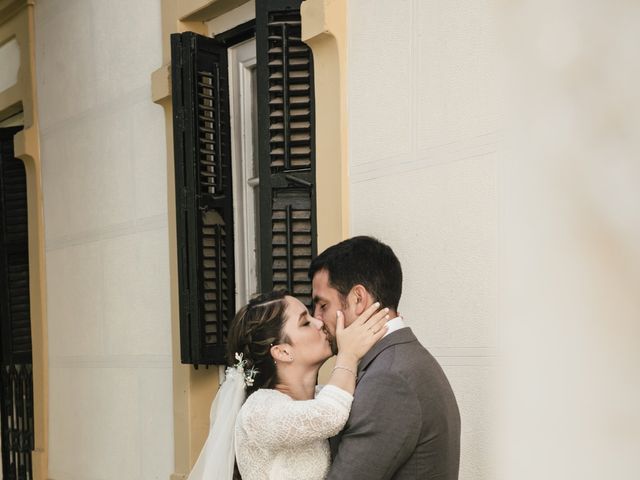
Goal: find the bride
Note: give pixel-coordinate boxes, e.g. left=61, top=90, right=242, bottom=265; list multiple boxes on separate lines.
left=187, top=290, right=389, bottom=480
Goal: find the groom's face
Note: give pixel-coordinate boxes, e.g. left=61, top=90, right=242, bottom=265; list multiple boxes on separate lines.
left=312, top=269, right=351, bottom=352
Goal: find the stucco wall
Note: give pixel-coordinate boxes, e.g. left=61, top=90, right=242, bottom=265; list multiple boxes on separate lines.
left=35, top=0, right=173, bottom=478
left=347, top=1, right=499, bottom=478
left=498, top=1, right=640, bottom=478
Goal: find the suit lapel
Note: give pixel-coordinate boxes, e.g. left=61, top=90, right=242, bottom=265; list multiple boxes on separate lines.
left=356, top=328, right=417, bottom=384
left=329, top=433, right=341, bottom=459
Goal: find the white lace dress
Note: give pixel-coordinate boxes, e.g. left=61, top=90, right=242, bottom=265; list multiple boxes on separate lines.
left=234, top=385, right=353, bottom=479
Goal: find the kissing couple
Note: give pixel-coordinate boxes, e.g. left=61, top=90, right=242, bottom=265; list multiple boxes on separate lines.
left=188, top=236, right=461, bottom=480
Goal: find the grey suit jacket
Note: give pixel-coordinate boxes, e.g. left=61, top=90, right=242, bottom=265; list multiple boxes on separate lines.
left=327, top=328, right=461, bottom=480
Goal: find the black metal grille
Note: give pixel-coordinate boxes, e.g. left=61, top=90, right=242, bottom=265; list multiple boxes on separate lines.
left=0, top=127, right=34, bottom=480
left=1, top=365, right=33, bottom=480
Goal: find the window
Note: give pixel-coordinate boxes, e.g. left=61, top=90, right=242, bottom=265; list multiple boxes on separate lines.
left=171, top=0, right=317, bottom=365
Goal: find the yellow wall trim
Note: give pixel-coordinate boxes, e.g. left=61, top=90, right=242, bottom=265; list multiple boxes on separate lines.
left=0, top=1, right=48, bottom=478
left=179, top=0, right=252, bottom=22
left=152, top=63, right=172, bottom=103
left=301, top=0, right=349, bottom=250
left=0, top=0, right=31, bottom=24
left=300, top=0, right=349, bottom=384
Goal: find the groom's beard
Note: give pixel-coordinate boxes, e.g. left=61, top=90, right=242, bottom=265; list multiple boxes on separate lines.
left=329, top=297, right=350, bottom=356
left=325, top=329, right=338, bottom=355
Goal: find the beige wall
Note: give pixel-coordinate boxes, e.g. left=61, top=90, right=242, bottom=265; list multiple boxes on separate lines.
left=498, top=1, right=640, bottom=478
left=347, top=1, right=640, bottom=478
left=347, top=1, right=499, bottom=478
left=34, top=0, right=174, bottom=478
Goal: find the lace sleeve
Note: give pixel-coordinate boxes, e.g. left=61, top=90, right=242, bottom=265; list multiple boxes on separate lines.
left=238, top=385, right=353, bottom=449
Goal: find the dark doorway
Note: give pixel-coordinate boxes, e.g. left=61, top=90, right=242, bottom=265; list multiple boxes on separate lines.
left=0, top=126, right=34, bottom=480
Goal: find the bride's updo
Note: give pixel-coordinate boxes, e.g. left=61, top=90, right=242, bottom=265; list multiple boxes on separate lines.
left=227, top=290, right=290, bottom=395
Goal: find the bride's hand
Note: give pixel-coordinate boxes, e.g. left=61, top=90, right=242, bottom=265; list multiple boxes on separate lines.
left=335, top=302, right=389, bottom=361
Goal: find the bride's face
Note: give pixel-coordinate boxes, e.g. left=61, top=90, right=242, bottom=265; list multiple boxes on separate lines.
left=281, top=295, right=333, bottom=366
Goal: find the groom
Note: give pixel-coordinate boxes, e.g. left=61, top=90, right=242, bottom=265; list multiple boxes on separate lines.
left=310, top=236, right=461, bottom=479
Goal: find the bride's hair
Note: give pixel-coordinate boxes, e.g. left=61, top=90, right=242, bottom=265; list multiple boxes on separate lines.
left=227, top=290, right=290, bottom=395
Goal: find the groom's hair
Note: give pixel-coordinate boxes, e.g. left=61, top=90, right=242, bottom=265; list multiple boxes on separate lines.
left=309, top=236, right=403, bottom=311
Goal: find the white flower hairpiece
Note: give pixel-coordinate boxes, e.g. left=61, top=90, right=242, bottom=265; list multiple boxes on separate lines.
left=227, top=352, right=259, bottom=387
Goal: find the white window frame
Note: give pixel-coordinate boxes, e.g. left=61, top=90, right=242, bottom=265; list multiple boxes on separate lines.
left=228, top=38, right=259, bottom=308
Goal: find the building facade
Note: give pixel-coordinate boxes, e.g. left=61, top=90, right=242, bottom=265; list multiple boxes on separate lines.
left=3, top=0, right=496, bottom=478
left=8, top=0, right=637, bottom=479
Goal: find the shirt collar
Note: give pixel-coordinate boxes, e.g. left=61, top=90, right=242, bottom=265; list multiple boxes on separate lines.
left=383, top=316, right=407, bottom=338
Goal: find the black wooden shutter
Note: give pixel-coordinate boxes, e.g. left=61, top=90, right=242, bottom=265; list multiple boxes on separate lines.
left=256, top=0, right=317, bottom=307
left=0, top=126, right=34, bottom=480
left=171, top=33, right=235, bottom=365
left=0, top=127, right=32, bottom=366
